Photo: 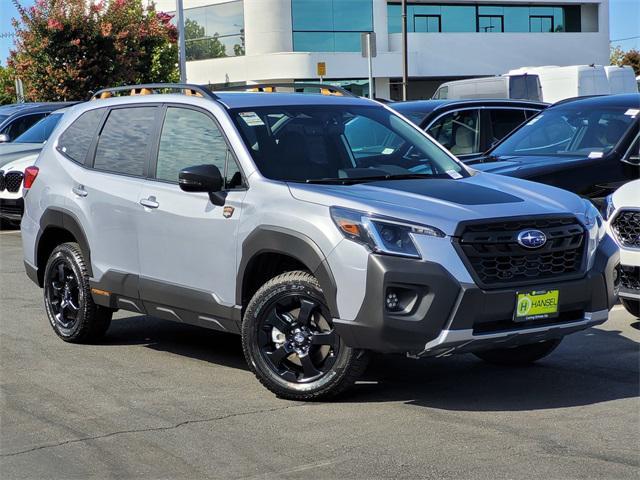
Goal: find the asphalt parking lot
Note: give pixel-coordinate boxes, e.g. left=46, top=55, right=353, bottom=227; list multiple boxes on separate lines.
left=0, top=229, right=638, bottom=480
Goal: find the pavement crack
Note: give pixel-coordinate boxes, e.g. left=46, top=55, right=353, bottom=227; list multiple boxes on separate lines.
left=1, top=403, right=305, bottom=458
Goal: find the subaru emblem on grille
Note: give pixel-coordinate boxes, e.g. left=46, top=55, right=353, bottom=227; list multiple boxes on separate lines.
left=517, top=229, right=547, bottom=249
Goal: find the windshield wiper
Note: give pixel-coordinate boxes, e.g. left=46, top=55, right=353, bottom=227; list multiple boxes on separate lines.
left=304, top=173, right=437, bottom=185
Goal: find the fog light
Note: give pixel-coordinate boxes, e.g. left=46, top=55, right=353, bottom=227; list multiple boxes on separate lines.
left=386, top=291, right=400, bottom=311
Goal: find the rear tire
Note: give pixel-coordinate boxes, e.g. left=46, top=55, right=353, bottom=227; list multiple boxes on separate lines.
left=621, top=299, right=640, bottom=318
left=242, top=271, right=368, bottom=401
left=43, top=242, right=112, bottom=343
left=474, top=338, right=562, bottom=366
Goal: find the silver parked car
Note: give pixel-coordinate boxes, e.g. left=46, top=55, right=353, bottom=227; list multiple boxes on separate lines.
left=21, top=84, right=619, bottom=400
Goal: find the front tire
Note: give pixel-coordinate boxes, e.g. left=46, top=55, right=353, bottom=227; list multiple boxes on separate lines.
left=242, top=271, right=368, bottom=401
left=474, top=338, right=562, bottom=366
left=43, top=242, right=112, bottom=343
left=621, top=299, right=640, bottom=318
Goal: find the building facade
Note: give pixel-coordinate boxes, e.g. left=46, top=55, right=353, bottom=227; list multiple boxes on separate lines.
left=154, top=0, right=610, bottom=100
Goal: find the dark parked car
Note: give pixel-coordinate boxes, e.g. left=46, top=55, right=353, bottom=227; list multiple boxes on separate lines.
left=0, top=102, right=76, bottom=143
left=390, top=99, right=547, bottom=161
left=469, top=94, right=640, bottom=200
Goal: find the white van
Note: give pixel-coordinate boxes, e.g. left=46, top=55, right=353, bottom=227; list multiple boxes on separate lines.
left=432, top=74, right=542, bottom=101
left=605, top=66, right=638, bottom=94
left=508, top=65, right=611, bottom=103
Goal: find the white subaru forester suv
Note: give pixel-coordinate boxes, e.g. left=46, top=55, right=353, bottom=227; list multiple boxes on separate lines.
left=21, top=84, right=620, bottom=400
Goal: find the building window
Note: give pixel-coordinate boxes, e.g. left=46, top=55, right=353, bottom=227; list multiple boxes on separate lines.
left=387, top=3, right=581, bottom=34
left=184, top=1, right=245, bottom=61
left=292, top=0, right=373, bottom=52
left=529, top=15, right=554, bottom=32
left=414, top=15, right=441, bottom=33
left=478, top=15, right=504, bottom=33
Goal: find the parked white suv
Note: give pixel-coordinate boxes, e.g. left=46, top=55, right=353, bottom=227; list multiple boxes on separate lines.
left=605, top=179, right=640, bottom=317
left=21, top=84, right=619, bottom=400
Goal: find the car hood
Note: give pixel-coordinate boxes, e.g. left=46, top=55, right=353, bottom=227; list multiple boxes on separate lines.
left=469, top=154, right=590, bottom=176
left=0, top=143, right=43, bottom=168
left=288, top=172, right=586, bottom=236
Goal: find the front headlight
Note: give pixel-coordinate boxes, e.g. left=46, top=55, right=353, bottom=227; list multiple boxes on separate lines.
left=330, top=206, right=444, bottom=259
left=602, top=194, right=616, bottom=221
left=576, top=199, right=603, bottom=232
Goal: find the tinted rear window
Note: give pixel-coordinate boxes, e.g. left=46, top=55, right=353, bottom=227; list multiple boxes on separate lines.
left=94, top=107, right=157, bottom=176
left=58, top=109, right=104, bottom=163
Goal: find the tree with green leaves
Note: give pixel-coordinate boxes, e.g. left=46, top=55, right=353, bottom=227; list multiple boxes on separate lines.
left=7, top=0, right=179, bottom=102
left=0, top=65, right=16, bottom=105
left=610, top=46, right=640, bottom=76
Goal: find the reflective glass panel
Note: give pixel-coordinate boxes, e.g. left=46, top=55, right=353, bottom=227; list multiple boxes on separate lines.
left=184, top=0, right=244, bottom=60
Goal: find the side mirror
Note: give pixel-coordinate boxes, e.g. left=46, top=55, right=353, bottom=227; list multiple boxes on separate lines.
left=0, top=134, right=10, bottom=143
left=179, top=164, right=225, bottom=206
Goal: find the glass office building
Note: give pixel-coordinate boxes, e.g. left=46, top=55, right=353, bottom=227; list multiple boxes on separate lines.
left=156, top=0, right=609, bottom=100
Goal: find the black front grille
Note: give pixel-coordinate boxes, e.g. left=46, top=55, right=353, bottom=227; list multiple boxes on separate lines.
left=620, top=265, right=640, bottom=291
left=0, top=171, right=5, bottom=192
left=4, top=172, right=23, bottom=193
left=612, top=210, right=640, bottom=249
left=455, top=216, right=586, bottom=288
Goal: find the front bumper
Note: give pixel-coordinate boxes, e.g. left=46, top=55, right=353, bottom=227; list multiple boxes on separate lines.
left=0, top=197, right=24, bottom=222
left=333, top=234, right=619, bottom=355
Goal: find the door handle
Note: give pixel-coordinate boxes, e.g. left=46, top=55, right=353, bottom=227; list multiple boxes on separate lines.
left=72, top=186, right=88, bottom=197
left=140, top=197, right=159, bottom=209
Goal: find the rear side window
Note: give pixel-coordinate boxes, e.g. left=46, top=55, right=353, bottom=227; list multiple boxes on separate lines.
left=155, top=107, right=228, bottom=182
left=94, top=107, right=157, bottom=176
left=58, top=109, right=104, bottom=164
left=427, top=109, right=480, bottom=156
left=488, top=109, right=527, bottom=144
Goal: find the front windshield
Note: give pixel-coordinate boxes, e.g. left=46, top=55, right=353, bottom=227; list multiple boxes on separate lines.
left=13, top=113, right=63, bottom=143
left=492, top=105, right=636, bottom=157
left=230, top=104, right=466, bottom=182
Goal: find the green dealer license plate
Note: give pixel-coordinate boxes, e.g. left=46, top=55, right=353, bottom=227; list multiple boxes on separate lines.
left=514, top=290, right=559, bottom=322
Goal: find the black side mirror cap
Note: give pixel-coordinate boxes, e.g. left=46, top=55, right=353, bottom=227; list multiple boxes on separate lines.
left=179, top=164, right=226, bottom=206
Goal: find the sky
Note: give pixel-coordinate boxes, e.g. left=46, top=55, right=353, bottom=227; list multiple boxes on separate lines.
left=0, top=0, right=639, bottom=65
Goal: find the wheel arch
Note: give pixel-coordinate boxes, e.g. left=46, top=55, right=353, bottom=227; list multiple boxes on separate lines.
left=237, top=226, right=339, bottom=318
left=34, top=208, right=92, bottom=286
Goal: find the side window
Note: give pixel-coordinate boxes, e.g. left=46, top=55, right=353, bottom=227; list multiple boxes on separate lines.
left=58, top=109, right=104, bottom=164
left=623, top=134, right=639, bottom=165
left=5, top=113, right=46, bottom=140
left=155, top=107, right=228, bottom=183
left=94, top=107, right=157, bottom=176
left=427, top=109, right=480, bottom=156
left=488, top=109, right=527, bottom=144
left=225, top=151, right=244, bottom=188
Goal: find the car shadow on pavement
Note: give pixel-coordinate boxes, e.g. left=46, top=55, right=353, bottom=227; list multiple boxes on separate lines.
left=345, top=327, right=639, bottom=411
left=103, top=315, right=638, bottom=411
left=104, top=314, right=249, bottom=372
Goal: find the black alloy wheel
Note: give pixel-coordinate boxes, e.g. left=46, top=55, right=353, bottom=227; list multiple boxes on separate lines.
left=258, top=294, right=340, bottom=383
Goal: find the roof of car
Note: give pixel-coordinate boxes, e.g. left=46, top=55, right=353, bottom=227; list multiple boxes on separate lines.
left=550, top=93, right=640, bottom=109
left=0, top=102, right=78, bottom=117
left=213, top=92, right=376, bottom=109
left=391, top=98, right=548, bottom=116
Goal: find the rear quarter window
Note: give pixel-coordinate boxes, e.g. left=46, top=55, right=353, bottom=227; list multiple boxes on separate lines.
left=58, top=109, right=105, bottom=164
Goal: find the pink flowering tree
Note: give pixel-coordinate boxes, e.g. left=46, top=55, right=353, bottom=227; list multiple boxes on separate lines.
left=7, top=0, right=179, bottom=101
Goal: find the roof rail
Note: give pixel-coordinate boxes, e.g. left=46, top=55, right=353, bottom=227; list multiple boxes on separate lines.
left=90, top=83, right=219, bottom=101
left=214, top=82, right=357, bottom=97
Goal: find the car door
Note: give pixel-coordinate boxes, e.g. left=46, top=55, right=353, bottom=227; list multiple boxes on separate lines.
left=137, top=105, right=247, bottom=328
left=64, top=105, right=159, bottom=296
